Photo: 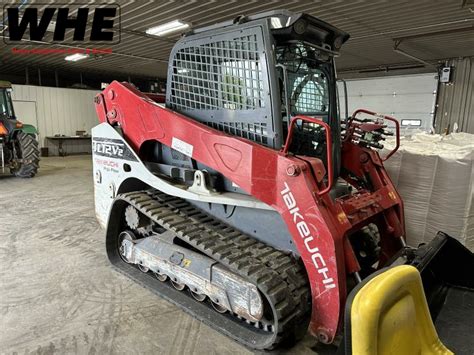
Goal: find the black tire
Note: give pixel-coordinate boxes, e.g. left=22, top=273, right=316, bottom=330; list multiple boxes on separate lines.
left=11, top=131, right=40, bottom=178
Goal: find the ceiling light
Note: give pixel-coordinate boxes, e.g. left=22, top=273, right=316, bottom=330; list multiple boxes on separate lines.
left=270, top=17, right=283, bottom=29
left=146, top=20, right=190, bottom=37
left=65, top=53, right=89, bottom=62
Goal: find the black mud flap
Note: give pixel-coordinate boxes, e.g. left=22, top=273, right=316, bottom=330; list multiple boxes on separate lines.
left=339, top=232, right=474, bottom=355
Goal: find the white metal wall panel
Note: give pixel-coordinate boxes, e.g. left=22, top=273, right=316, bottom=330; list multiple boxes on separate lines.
left=339, top=74, right=438, bottom=131
left=11, top=85, right=99, bottom=155
left=11, top=100, right=37, bottom=128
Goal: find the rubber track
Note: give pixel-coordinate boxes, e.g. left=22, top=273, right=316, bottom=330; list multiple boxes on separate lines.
left=115, top=190, right=311, bottom=349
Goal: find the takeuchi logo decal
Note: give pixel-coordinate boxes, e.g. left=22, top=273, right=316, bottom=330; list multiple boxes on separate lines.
left=281, top=182, right=336, bottom=290
left=2, top=3, right=121, bottom=44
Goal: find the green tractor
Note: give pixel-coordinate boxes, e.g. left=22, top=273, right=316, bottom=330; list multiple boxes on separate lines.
left=0, top=81, right=40, bottom=178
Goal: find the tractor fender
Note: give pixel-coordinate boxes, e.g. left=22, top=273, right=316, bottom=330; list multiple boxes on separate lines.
left=14, top=124, right=38, bottom=135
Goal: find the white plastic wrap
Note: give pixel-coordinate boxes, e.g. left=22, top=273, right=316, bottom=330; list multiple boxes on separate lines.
left=382, top=132, right=474, bottom=250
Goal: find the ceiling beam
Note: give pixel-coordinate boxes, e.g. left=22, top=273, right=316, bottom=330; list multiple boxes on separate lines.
left=393, top=26, right=474, bottom=42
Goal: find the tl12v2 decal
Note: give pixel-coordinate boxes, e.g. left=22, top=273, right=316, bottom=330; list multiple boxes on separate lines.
left=92, top=137, right=137, bottom=161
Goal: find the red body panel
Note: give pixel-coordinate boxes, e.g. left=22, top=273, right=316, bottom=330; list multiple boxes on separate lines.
left=95, top=81, right=405, bottom=342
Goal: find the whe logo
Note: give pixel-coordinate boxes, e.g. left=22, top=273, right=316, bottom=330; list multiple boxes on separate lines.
left=281, top=182, right=336, bottom=290
left=3, top=4, right=120, bottom=44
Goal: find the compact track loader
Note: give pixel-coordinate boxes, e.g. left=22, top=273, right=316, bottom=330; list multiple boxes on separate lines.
left=92, top=11, right=473, bottom=353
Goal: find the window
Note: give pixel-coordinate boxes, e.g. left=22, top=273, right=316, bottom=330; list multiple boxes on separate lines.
left=276, top=43, right=330, bottom=116
left=0, top=90, right=14, bottom=118
left=292, top=71, right=328, bottom=114
left=401, top=119, right=422, bottom=127
left=221, top=59, right=263, bottom=110
left=170, top=35, right=264, bottom=111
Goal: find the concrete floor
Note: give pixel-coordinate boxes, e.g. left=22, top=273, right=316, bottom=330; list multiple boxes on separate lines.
left=0, top=156, right=327, bottom=355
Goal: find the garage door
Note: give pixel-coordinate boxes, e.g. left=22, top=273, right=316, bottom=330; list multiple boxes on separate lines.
left=338, top=73, right=438, bottom=132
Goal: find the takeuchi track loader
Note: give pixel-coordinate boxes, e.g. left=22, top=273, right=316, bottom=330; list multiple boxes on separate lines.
left=92, top=11, right=474, bottom=353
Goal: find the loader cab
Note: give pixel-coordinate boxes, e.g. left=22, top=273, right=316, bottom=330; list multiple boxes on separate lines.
left=166, top=11, right=348, bottom=179
left=274, top=38, right=342, bottom=171
left=0, top=83, right=17, bottom=136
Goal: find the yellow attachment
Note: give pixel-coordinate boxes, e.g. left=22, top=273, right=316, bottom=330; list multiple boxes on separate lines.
left=351, top=265, right=452, bottom=355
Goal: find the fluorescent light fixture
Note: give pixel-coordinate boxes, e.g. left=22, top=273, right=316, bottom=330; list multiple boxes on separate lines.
left=146, top=20, right=190, bottom=37
left=65, top=53, right=89, bottom=62
left=270, top=17, right=283, bottom=29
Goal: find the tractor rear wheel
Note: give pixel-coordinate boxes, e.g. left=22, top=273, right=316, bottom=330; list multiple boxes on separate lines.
left=11, top=131, right=40, bottom=178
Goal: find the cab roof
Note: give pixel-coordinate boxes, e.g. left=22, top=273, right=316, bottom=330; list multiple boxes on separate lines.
left=0, top=81, right=12, bottom=89
left=186, top=10, right=349, bottom=54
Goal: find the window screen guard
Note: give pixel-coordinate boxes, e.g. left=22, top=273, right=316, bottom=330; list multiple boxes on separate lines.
left=166, top=24, right=279, bottom=148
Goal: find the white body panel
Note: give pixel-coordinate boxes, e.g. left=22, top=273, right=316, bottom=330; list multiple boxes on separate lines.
left=92, top=123, right=273, bottom=228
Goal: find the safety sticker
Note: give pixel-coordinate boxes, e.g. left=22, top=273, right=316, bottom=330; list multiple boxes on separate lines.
left=172, top=137, right=194, bottom=157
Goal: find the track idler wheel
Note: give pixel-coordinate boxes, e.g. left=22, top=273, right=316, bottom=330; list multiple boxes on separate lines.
left=211, top=299, right=227, bottom=313
left=190, top=289, right=206, bottom=302
left=171, top=278, right=186, bottom=291
left=154, top=271, right=168, bottom=282
left=138, top=263, right=149, bottom=273
left=118, top=230, right=136, bottom=264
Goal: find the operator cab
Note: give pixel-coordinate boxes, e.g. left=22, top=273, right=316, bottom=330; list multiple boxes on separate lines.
left=166, top=10, right=349, bottom=182
left=271, top=13, right=348, bottom=173
left=277, top=48, right=334, bottom=170
left=0, top=84, right=15, bottom=120
left=0, top=82, right=18, bottom=133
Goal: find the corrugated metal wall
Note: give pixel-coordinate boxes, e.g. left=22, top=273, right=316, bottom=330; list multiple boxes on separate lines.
left=435, top=57, right=474, bottom=134
left=11, top=85, right=99, bottom=155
